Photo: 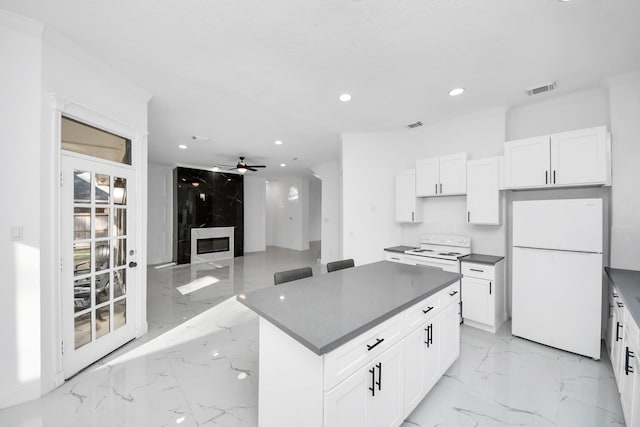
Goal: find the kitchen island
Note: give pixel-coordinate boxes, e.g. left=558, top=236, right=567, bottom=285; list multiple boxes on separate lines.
left=237, top=261, right=462, bottom=427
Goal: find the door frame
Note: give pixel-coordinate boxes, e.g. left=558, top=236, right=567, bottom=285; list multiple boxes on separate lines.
left=44, top=94, right=148, bottom=386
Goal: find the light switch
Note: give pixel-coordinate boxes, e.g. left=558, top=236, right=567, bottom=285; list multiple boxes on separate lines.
left=11, top=226, right=23, bottom=241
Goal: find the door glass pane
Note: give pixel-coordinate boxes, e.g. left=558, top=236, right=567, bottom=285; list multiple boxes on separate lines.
left=95, top=241, right=110, bottom=272
left=95, top=174, right=110, bottom=204
left=61, top=117, right=132, bottom=165
left=114, top=177, right=127, bottom=205
left=95, top=272, right=110, bottom=305
left=74, top=242, right=91, bottom=276
left=114, top=269, right=126, bottom=298
left=74, top=312, right=92, bottom=349
left=114, top=238, right=126, bottom=267
left=95, top=207, right=109, bottom=238
left=74, top=278, right=91, bottom=313
left=73, top=170, right=91, bottom=203
left=96, top=306, right=110, bottom=339
left=74, top=207, right=91, bottom=240
left=114, top=300, right=126, bottom=330
left=113, top=208, right=126, bottom=236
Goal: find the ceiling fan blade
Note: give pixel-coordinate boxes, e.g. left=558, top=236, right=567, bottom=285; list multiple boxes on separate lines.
left=247, top=167, right=258, bottom=172
left=246, top=165, right=266, bottom=168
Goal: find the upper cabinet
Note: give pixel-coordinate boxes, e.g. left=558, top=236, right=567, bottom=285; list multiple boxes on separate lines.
left=416, top=152, right=467, bottom=197
left=395, top=169, right=423, bottom=223
left=503, top=126, right=610, bottom=189
left=466, top=157, right=501, bottom=225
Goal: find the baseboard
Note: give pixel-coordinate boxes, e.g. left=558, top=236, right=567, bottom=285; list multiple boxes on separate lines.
left=0, top=381, right=41, bottom=410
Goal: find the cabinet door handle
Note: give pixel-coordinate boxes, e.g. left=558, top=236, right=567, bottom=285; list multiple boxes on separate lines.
left=470, top=268, right=484, bottom=272
left=424, top=324, right=433, bottom=347
left=613, top=293, right=619, bottom=298
left=553, top=170, right=556, bottom=184
left=440, top=183, right=443, bottom=193
left=617, top=302, right=624, bottom=308
left=625, top=347, right=635, bottom=375
left=467, top=211, right=470, bottom=223
left=367, top=338, right=384, bottom=351
left=422, top=306, right=434, bottom=314
left=412, top=211, right=414, bottom=222
left=545, top=170, right=548, bottom=184
left=435, top=183, right=438, bottom=194
left=616, top=322, right=622, bottom=341
left=449, top=290, right=458, bottom=296
left=376, top=362, right=382, bottom=391
left=368, top=367, right=376, bottom=396
left=489, top=281, right=492, bottom=295
left=391, top=257, right=400, bottom=261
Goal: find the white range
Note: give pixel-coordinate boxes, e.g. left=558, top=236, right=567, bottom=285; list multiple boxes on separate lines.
left=404, top=234, right=471, bottom=273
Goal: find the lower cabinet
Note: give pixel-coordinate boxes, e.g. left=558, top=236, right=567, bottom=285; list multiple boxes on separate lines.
left=325, top=341, right=404, bottom=427
left=460, top=259, right=506, bottom=334
left=607, top=284, right=640, bottom=427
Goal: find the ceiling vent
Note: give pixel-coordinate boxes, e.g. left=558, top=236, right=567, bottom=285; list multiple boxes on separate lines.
left=407, top=121, right=423, bottom=129
left=527, top=82, right=557, bottom=96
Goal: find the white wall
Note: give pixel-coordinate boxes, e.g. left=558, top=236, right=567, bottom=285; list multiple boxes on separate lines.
left=147, top=164, right=173, bottom=264
left=308, top=176, right=322, bottom=242
left=266, top=178, right=310, bottom=251
left=607, top=71, right=640, bottom=270
left=244, top=175, right=267, bottom=253
left=0, top=10, right=44, bottom=408
left=311, top=161, right=341, bottom=264
left=341, top=134, right=409, bottom=265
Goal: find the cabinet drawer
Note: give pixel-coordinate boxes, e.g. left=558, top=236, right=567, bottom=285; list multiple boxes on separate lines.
left=404, top=292, right=441, bottom=332
left=385, top=252, right=415, bottom=265
left=324, top=312, right=404, bottom=391
left=441, top=281, right=461, bottom=306
left=461, top=262, right=495, bottom=281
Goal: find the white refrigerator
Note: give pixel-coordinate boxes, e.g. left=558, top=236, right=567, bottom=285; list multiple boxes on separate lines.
left=512, top=198, right=603, bottom=359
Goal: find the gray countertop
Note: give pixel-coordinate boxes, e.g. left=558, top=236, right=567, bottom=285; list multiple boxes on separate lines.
left=237, top=261, right=461, bottom=355
left=605, top=267, right=640, bottom=328
left=384, top=245, right=417, bottom=253
left=460, top=254, right=505, bottom=265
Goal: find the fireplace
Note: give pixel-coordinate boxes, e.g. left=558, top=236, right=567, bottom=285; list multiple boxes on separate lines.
left=197, top=237, right=230, bottom=255
left=191, top=227, right=235, bottom=263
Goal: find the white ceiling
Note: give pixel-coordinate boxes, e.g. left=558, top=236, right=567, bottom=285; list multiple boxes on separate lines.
left=2, top=0, right=640, bottom=177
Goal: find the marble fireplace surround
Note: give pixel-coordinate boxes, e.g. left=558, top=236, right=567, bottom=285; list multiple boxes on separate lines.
left=190, top=226, right=235, bottom=263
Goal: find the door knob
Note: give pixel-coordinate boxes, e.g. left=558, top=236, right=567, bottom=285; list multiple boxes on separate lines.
left=129, top=261, right=138, bottom=268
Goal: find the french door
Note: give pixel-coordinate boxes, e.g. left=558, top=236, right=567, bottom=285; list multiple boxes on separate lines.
left=60, top=153, right=138, bottom=377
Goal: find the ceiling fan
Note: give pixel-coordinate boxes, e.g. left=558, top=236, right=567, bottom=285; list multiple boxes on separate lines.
left=221, top=156, right=266, bottom=173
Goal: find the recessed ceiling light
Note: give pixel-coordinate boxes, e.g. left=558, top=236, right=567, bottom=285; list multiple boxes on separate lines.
left=448, top=88, right=465, bottom=96
left=339, top=93, right=352, bottom=102
left=274, top=140, right=283, bottom=145
left=280, top=163, right=286, bottom=167
left=178, top=144, right=188, bottom=149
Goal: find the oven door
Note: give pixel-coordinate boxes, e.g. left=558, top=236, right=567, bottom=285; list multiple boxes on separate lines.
left=405, top=254, right=459, bottom=272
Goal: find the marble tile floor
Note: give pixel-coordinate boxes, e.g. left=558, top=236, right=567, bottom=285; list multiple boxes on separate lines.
left=0, top=247, right=625, bottom=426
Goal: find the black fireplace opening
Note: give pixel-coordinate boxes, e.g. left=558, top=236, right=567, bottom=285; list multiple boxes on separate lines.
left=197, top=237, right=230, bottom=255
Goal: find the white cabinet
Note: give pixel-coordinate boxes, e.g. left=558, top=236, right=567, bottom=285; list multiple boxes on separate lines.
left=325, top=341, right=404, bottom=427
left=466, top=157, right=501, bottom=225
left=403, top=303, right=441, bottom=415
left=461, top=259, right=506, bottom=334
left=504, top=126, right=609, bottom=189
left=395, top=169, right=422, bottom=223
left=416, top=152, right=467, bottom=197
